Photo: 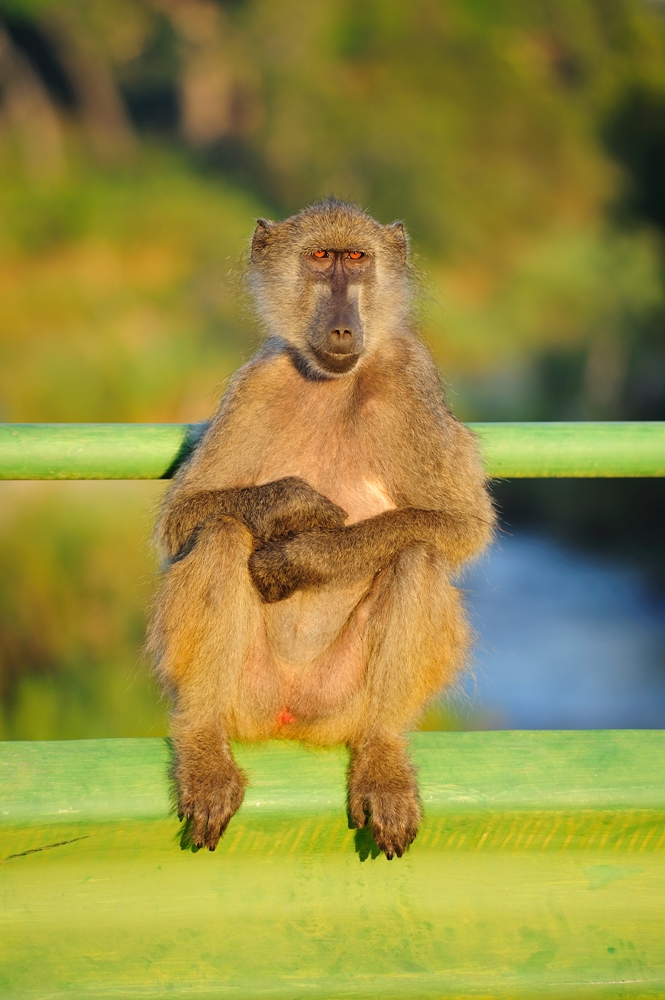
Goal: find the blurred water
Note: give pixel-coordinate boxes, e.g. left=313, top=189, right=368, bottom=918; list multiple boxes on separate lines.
left=459, top=533, right=665, bottom=730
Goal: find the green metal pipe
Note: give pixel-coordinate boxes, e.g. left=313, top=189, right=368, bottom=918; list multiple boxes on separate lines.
left=1, top=732, right=664, bottom=998
left=0, top=421, right=663, bottom=479
left=0, top=422, right=204, bottom=481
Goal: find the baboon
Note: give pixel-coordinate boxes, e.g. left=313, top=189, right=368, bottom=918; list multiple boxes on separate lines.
left=148, top=199, right=495, bottom=859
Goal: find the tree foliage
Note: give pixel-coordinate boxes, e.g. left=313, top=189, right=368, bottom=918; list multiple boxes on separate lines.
left=1, top=0, right=665, bottom=735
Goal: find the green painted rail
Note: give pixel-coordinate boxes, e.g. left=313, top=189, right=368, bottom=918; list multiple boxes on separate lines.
left=0, top=421, right=663, bottom=479
left=1, top=732, right=664, bottom=998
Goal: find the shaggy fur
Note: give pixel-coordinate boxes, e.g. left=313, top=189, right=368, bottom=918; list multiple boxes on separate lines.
left=147, top=199, right=495, bottom=858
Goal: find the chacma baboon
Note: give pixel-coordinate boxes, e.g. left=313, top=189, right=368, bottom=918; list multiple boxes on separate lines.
left=148, top=199, right=494, bottom=859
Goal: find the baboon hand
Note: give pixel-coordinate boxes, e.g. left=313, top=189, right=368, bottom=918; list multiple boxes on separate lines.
left=158, top=480, right=347, bottom=561
left=252, top=477, right=347, bottom=543
left=177, top=756, right=246, bottom=851
left=248, top=530, right=330, bottom=602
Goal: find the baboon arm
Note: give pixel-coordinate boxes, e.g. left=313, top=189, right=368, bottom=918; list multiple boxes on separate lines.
left=158, top=478, right=347, bottom=560
left=249, top=506, right=494, bottom=602
left=341, top=507, right=493, bottom=569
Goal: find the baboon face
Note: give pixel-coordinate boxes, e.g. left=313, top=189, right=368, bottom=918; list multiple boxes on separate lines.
left=249, top=200, right=410, bottom=378
left=300, top=248, right=371, bottom=374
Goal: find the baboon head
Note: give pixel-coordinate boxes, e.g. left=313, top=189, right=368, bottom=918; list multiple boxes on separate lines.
left=248, top=199, right=411, bottom=378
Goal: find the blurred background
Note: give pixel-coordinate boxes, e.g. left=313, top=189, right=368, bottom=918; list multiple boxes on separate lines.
left=0, top=0, right=664, bottom=739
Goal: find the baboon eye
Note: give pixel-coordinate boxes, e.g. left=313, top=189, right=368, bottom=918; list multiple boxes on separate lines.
left=312, top=250, right=329, bottom=259
left=348, top=251, right=365, bottom=260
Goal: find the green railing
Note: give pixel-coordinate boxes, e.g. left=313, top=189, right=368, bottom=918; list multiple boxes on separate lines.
left=1, top=421, right=665, bottom=999
left=3, top=732, right=665, bottom=999
left=0, top=421, right=664, bottom=478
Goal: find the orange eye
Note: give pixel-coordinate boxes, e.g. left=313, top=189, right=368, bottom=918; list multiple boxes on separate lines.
left=348, top=251, right=364, bottom=260
left=312, top=250, right=328, bottom=258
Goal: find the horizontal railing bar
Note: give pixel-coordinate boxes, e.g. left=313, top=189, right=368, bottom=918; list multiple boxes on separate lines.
left=3, top=732, right=664, bottom=824
left=0, top=421, right=663, bottom=479
left=2, top=732, right=665, bottom=997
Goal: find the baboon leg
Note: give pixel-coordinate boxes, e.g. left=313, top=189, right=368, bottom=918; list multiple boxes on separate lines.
left=148, top=518, right=268, bottom=850
left=348, top=543, right=470, bottom=858
left=173, top=724, right=247, bottom=851
left=348, top=736, right=421, bottom=860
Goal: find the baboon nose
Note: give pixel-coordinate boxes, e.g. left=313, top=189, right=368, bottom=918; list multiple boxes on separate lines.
left=310, top=302, right=364, bottom=372
left=328, top=328, right=357, bottom=354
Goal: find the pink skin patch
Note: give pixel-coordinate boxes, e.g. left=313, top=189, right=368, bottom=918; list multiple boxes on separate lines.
left=276, top=708, right=295, bottom=726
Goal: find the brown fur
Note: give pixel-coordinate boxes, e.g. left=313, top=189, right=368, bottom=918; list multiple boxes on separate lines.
left=147, top=199, right=495, bottom=858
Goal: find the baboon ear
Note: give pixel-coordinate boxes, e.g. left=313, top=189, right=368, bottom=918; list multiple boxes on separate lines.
left=251, top=218, right=275, bottom=258
left=386, top=220, right=408, bottom=261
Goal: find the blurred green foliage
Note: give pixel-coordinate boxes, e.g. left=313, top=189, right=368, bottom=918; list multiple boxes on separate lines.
left=0, top=482, right=167, bottom=738
left=0, top=0, right=664, bottom=736
left=0, top=157, right=262, bottom=421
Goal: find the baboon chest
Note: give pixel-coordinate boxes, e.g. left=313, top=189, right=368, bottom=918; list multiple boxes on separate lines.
left=252, top=378, right=395, bottom=524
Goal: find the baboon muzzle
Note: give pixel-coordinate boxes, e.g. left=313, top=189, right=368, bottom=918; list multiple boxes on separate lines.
left=310, top=300, right=364, bottom=374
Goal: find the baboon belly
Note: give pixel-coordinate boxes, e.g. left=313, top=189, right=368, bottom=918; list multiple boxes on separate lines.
left=248, top=576, right=376, bottom=719
left=263, top=577, right=372, bottom=665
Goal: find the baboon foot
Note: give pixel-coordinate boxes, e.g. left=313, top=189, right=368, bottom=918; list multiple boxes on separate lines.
left=348, top=746, right=422, bottom=859
left=177, top=757, right=246, bottom=851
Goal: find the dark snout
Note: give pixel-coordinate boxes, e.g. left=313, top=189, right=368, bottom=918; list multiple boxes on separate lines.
left=310, top=301, right=364, bottom=374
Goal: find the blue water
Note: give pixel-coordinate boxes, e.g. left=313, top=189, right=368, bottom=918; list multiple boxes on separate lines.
left=458, top=533, right=665, bottom=730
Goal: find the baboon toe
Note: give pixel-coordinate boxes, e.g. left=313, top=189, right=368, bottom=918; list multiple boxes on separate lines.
left=177, top=765, right=246, bottom=851
left=371, top=808, right=420, bottom=860
left=348, top=795, right=367, bottom=830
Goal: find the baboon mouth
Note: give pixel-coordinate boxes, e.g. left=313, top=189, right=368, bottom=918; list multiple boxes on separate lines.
left=310, top=346, right=361, bottom=374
